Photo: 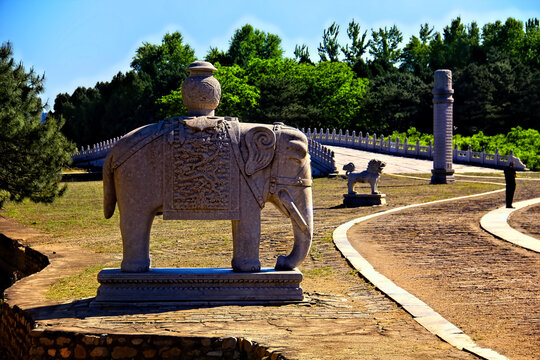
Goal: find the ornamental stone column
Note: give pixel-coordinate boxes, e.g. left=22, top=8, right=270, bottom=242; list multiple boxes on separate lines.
left=431, top=69, right=455, bottom=184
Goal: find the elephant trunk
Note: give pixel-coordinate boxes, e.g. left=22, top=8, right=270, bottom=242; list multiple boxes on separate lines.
left=103, top=154, right=117, bottom=219
left=275, top=188, right=313, bottom=270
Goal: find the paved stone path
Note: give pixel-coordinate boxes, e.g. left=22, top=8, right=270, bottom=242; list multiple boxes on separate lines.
left=333, top=189, right=511, bottom=360
left=480, top=197, right=540, bottom=252
left=328, top=146, right=502, bottom=174
left=346, top=181, right=540, bottom=360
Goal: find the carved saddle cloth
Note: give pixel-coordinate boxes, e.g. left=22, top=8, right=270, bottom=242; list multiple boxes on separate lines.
left=163, top=116, right=240, bottom=220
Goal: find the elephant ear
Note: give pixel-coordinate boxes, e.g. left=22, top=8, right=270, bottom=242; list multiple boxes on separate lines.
left=245, top=127, right=276, bottom=176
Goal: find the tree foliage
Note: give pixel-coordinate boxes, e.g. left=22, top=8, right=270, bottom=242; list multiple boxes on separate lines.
left=363, top=72, right=431, bottom=134
left=54, top=32, right=192, bottom=146
left=158, top=57, right=368, bottom=130
left=205, top=24, right=283, bottom=67
left=131, top=32, right=195, bottom=99
left=341, top=20, right=371, bottom=77
left=294, top=44, right=312, bottom=64
left=401, top=24, right=435, bottom=80
left=55, top=71, right=154, bottom=145
left=250, top=59, right=368, bottom=129
left=369, top=25, right=403, bottom=75
left=318, top=22, right=341, bottom=62
left=53, top=17, right=540, bottom=165
left=0, top=42, right=74, bottom=208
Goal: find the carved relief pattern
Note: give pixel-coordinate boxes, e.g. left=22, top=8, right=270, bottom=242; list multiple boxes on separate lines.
left=172, top=121, right=232, bottom=210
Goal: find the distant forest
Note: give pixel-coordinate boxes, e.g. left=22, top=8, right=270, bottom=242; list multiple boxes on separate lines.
left=51, top=17, right=540, bottom=148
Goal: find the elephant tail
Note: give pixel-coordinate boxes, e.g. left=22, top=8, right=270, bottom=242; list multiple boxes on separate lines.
left=103, top=153, right=117, bottom=219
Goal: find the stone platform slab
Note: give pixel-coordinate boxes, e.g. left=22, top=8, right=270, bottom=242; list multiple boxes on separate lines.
left=343, top=193, right=386, bottom=207
left=95, top=267, right=304, bottom=303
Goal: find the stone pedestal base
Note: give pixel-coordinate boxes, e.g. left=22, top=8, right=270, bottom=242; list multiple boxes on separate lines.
left=343, top=193, right=386, bottom=207
left=95, top=267, right=303, bottom=304
left=430, top=169, right=455, bottom=184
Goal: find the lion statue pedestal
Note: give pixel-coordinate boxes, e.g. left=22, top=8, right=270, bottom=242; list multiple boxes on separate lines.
left=342, top=159, right=386, bottom=207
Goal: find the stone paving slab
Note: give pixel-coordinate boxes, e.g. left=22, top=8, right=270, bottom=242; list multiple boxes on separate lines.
left=332, top=200, right=508, bottom=360
left=343, top=184, right=540, bottom=360
left=480, top=197, right=540, bottom=252
left=328, top=146, right=503, bottom=174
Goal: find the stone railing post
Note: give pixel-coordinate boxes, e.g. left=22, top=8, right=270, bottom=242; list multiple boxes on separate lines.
left=431, top=69, right=455, bottom=184
left=404, top=137, right=409, bottom=155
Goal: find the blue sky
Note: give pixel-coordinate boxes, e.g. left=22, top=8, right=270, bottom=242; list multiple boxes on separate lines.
left=1, top=0, right=539, bottom=107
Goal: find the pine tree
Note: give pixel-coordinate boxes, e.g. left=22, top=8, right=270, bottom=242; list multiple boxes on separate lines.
left=0, top=42, right=74, bottom=208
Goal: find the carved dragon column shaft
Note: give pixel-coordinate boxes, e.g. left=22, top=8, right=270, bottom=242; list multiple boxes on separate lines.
left=431, top=69, right=456, bottom=184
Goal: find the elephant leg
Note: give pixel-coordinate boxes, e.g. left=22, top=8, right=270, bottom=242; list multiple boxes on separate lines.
left=119, top=207, right=155, bottom=272
left=231, top=198, right=261, bottom=272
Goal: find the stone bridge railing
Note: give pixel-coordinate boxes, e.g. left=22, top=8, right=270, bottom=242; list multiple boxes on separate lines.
left=71, top=135, right=338, bottom=176
left=308, top=138, right=336, bottom=176
left=72, top=127, right=526, bottom=172
left=71, top=137, right=121, bottom=168
left=303, top=128, right=527, bottom=170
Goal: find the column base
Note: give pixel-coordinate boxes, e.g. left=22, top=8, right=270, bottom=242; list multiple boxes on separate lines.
left=430, top=168, right=455, bottom=184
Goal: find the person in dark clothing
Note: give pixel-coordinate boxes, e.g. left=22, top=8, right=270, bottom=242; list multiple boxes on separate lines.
left=504, top=161, right=517, bottom=208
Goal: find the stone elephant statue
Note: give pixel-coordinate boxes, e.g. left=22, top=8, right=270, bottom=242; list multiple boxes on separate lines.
left=103, top=116, right=313, bottom=273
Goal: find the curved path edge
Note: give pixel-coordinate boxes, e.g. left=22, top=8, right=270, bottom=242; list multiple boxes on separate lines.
left=333, top=189, right=509, bottom=360
left=480, top=198, right=540, bottom=253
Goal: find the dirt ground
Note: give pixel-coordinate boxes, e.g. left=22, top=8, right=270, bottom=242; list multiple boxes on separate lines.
left=509, top=203, right=540, bottom=239
left=1, top=176, right=489, bottom=360
left=349, top=179, right=540, bottom=360
left=2, top=175, right=538, bottom=359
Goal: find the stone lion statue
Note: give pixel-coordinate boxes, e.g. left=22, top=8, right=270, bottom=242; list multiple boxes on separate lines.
left=344, top=159, right=386, bottom=195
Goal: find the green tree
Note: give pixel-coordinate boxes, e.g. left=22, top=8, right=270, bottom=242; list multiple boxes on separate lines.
left=341, top=20, right=371, bottom=77
left=401, top=23, right=435, bottom=80
left=294, top=44, right=312, bottom=64
left=96, top=71, right=155, bottom=138
left=213, top=64, right=260, bottom=117
left=206, top=25, right=283, bottom=67
left=454, top=56, right=540, bottom=135
left=429, top=17, right=482, bottom=70
left=55, top=86, right=102, bottom=145
left=55, top=71, right=153, bottom=145
left=247, top=59, right=368, bottom=130
left=318, top=22, right=341, bottom=62
left=131, top=31, right=195, bottom=99
left=362, top=72, right=432, bottom=134
left=369, top=25, right=403, bottom=75
left=0, top=42, right=74, bottom=208
left=482, top=18, right=525, bottom=61
left=523, top=18, right=540, bottom=68
left=205, top=46, right=233, bottom=66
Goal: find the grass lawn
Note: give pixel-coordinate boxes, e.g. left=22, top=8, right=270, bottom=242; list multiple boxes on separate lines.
left=2, top=174, right=507, bottom=300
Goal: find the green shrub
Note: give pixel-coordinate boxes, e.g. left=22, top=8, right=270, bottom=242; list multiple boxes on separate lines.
left=389, top=126, right=540, bottom=170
